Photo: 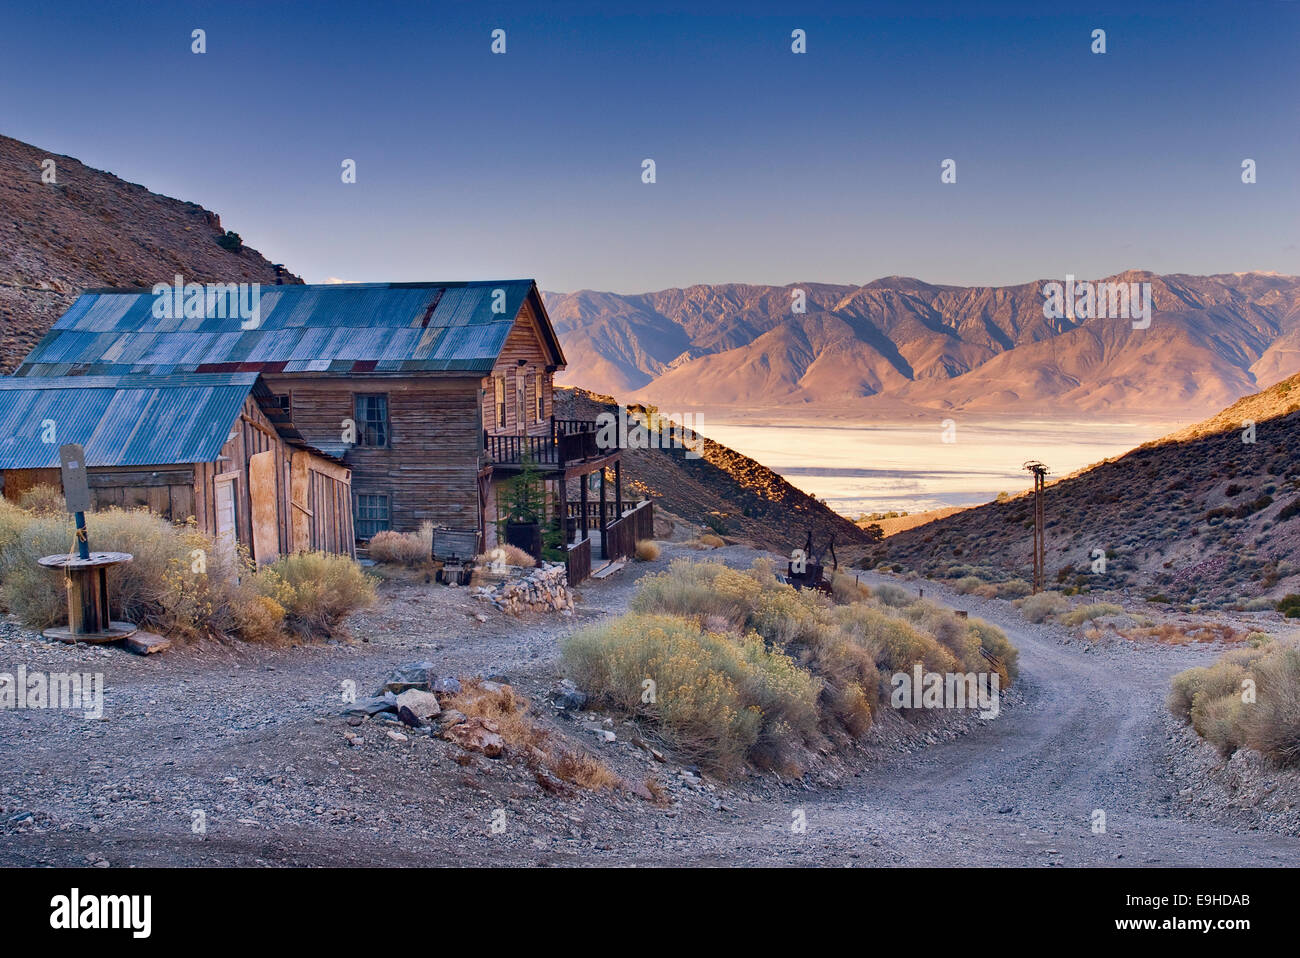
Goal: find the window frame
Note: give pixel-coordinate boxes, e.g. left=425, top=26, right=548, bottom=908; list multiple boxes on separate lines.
left=355, top=493, right=390, bottom=539
left=353, top=392, right=390, bottom=448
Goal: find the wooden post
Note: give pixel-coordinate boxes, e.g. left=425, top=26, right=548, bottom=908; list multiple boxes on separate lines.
left=614, top=459, right=623, bottom=519
left=579, top=469, right=589, bottom=542
left=599, top=468, right=608, bottom=560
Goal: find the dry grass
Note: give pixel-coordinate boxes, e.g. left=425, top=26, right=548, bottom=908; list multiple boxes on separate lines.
left=1123, top=622, right=1249, bottom=646
left=446, top=679, right=622, bottom=791
left=696, top=533, right=725, bottom=548
left=17, top=483, right=65, bottom=516
left=634, top=539, right=661, bottom=561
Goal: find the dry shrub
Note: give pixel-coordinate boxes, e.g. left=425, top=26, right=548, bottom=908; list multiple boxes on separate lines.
left=829, top=572, right=870, bottom=604
left=967, top=618, right=1019, bottom=680
left=1242, top=642, right=1300, bottom=766
left=974, top=584, right=1000, bottom=599
left=871, top=582, right=913, bottom=607
left=266, top=552, right=377, bottom=638
left=953, top=576, right=983, bottom=594
left=447, top=678, right=621, bottom=790
left=1061, top=603, right=1124, bottom=627
left=17, top=484, right=65, bottom=516
left=367, top=530, right=428, bottom=565
left=634, top=539, right=660, bottom=561
left=563, top=558, right=1019, bottom=775
left=1170, top=640, right=1300, bottom=765
left=1124, top=623, right=1247, bottom=645
left=562, top=613, right=820, bottom=776
left=1017, top=591, right=1067, bottom=623
left=474, top=543, right=537, bottom=569
left=551, top=750, right=622, bottom=790
left=697, top=533, right=725, bottom=548
left=998, top=578, right=1033, bottom=599
left=629, top=558, right=763, bottom=629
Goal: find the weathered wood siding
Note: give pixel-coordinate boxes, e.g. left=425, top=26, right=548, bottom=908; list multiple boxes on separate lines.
left=482, top=300, right=555, bottom=438
left=263, top=373, right=483, bottom=536
left=1, top=466, right=196, bottom=520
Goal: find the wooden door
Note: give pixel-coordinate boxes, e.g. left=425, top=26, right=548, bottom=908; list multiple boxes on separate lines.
left=214, top=477, right=237, bottom=560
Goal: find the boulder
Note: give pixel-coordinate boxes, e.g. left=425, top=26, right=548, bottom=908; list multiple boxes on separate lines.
left=551, top=679, right=587, bottom=711
left=395, top=689, right=441, bottom=721
left=341, top=695, right=397, bottom=718
left=376, top=661, right=438, bottom=695
left=442, top=718, right=505, bottom=758
left=432, top=676, right=462, bottom=696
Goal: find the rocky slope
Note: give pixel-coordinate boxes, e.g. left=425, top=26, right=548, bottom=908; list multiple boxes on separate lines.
left=878, top=373, right=1300, bottom=607
left=556, top=388, right=874, bottom=557
left=0, top=133, right=297, bottom=373
left=546, top=272, right=1300, bottom=420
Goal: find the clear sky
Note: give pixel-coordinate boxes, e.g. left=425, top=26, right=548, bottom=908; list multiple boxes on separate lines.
left=2, top=1, right=1296, bottom=293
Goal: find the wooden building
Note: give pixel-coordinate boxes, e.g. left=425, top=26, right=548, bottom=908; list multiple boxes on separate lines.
left=13, top=281, right=633, bottom=574
left=0, top=373, right=355, bottom=561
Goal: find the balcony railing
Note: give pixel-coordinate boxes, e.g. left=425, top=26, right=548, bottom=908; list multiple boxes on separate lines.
left=485, top=418, right=605, bottom=469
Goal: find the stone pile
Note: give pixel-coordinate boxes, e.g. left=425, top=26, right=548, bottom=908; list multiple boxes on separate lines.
left=473, top=563, right=573, bottom=615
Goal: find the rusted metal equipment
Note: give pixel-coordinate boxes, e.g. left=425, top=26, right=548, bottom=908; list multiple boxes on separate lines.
left=433, top=527, right=480, bottom=585
left=787, top=530, right=837, bottom=594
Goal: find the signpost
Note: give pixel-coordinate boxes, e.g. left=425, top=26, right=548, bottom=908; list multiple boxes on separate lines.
left=37, top=444, right=137, bottom=644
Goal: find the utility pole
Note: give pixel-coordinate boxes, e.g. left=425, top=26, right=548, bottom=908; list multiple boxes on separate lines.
left=1023, top=461, right=1049, bottom=594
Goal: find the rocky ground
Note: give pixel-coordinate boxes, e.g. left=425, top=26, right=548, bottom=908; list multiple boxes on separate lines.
left=1, top=543, right=1297, bottom=867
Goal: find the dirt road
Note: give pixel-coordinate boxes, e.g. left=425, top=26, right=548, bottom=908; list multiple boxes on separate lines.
left=1, top=550, right=1295, bottom=867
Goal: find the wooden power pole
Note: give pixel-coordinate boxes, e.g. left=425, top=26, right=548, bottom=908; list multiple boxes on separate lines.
left=1023, top=461, right=1049, bottom=594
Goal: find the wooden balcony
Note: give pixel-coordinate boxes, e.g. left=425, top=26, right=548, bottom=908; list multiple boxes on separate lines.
left=484, top=418, right=617, bottom=478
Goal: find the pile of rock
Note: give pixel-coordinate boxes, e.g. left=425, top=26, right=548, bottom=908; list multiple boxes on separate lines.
left=473, top=563, right=573, bottom=615
left=340, top=661, right=512, bottom=756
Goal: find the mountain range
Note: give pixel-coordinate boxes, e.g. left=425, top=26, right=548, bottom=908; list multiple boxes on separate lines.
left=545, top=272, right=1300, bottom=420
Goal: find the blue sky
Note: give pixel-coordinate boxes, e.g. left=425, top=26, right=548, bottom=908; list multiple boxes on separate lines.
left=2, top=1, right=1296, bottom=292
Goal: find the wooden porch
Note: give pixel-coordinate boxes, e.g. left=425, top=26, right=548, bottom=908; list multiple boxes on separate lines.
left=484, top=418, right=619, bottom=479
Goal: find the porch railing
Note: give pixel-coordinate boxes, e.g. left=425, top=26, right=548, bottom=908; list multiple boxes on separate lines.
left=484, top=418, right=604, bottom=468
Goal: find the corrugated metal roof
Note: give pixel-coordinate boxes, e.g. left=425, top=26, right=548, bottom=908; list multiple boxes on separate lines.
left=14, top=280, right=561, bottom=377
left=0, top=373, right=261, bottom=469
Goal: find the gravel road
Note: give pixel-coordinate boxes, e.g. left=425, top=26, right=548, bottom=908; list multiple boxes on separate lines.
left=1, top=549, right=1296, bottom=867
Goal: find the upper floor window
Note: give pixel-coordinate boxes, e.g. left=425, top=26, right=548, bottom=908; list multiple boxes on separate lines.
left=493, top=375, right=506, bottom=428
left=354, top=393, right=389, bottom=447
left=531, top=372, right=544, bottom=423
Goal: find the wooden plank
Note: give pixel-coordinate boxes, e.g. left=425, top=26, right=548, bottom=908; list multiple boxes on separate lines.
left=248, top=450, right=279, bottom=566
left=122, top=631, right=172, bottom=655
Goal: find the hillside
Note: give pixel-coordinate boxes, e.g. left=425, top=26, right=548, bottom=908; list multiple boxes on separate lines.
left=0, top=133, right=297, bottom=373
left=546, top=272, right=1300, bottom=420
left=877, top=373, right=1300, bottom=606
left=556, top=387, right=874, bottom=557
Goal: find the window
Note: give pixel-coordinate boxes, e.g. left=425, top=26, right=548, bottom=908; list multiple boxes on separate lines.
left=493, top=375, right=506, bottom=428
left=354, top=393, right=389, bottom=447
left=531, top=373, right=544, bottom=423
left=355, top=494, right=390, bottom=539
left=271, top=393, right=292, bottom=419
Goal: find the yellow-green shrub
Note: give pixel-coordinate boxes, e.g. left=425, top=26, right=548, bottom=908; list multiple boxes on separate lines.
left=270, top=551, right=377, bottom=638
left=629, top=559, right=763, bottom=629
left=561, top=613, right=820, bottom=775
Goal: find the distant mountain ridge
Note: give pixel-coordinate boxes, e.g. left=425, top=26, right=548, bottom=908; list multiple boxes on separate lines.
left=545, top=272, right=1300, bottom=419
